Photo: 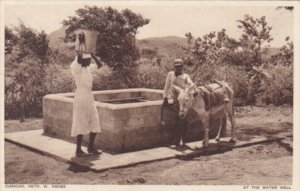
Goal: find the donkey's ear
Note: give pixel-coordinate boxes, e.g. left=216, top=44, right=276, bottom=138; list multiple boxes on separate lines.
left=187, top=84, right=197, bottom=96
left=193, top=91, right=198, bottom=97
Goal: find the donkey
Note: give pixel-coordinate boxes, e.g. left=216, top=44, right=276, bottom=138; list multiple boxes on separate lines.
left=173, top=81, right=237, bottom=147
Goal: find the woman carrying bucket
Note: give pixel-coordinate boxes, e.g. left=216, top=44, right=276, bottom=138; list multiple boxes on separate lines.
left=70, top=30, right=102, bottom=157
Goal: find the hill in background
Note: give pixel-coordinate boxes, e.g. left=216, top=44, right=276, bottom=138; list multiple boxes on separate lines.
left=47, top=26, right=75, bottom=62
left=47, top=27, right=189, bottom=64
left=48, top=27, right=281, bottom=66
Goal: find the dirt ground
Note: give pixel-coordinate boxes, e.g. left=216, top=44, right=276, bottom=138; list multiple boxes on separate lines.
left=4, top=105, right=293, bottom=185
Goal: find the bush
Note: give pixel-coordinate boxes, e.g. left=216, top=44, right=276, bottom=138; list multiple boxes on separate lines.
left=4, top=25, right=76, bottom=119
left=90, top=57, right=170, bottom=91
left=259, top=64, right=293, bottom=105
left=135, top=60, right=166, bottom=89
left=5, top=56, right=48, bottom=119
left=185, top=63, right=249, bottom=106
left=45, top=63, right=76, bottom=94
left=5, top=56, right=77, bottom=120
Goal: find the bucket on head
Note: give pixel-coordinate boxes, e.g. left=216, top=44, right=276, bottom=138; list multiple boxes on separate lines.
left=76, top=29, right=99, bottom=53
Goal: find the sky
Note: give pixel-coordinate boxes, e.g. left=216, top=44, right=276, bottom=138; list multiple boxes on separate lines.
left=4, top=1, right=294, bottom=47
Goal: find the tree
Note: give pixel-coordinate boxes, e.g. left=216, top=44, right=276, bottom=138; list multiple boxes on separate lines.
left=184, top=29, right=242, bottom=67
left=183, top=29, right=244, bottom=85
left=5, top=24, right=50, bottom=120
left=62, top=6, right=150, bottom=85
left=280, top=37, right=293, bottom=66
left=8, top=22, right=49, bottom=64
left=184, top=15, right=281, bottom=106
left=5, top=27, right=17, bottom=54
left=237, top=15, right=273, bottom=69
left=185, top=32, right=194, bottom=49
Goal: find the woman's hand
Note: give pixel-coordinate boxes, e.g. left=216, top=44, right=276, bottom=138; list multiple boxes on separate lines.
left=77, top=54, right=83, bottom=65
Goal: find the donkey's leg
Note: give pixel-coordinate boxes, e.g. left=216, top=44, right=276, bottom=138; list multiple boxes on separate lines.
left=202, top=113, right=210, bottom=147
left=181, top=119, right=188, bottom=145
left=228, top=115, right=237, bottom=144
left=215, top=111, right=226, bottom=141
left=226, top=103, right=237, bottom=143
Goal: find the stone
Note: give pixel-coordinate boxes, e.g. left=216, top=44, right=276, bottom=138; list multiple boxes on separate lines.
left=43, top=88, right=226, bottom=153
left=5, top=130, right=279, bottom=172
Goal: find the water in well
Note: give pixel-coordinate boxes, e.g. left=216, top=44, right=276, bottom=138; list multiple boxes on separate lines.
left=96, top=97, right=147, bottom=104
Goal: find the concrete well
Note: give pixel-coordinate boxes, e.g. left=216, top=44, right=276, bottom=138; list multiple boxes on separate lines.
left=43, top=88, right=226, bottom=153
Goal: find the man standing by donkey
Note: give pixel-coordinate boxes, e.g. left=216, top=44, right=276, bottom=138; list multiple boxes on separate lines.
left=163, top=59, right=194, bottom=146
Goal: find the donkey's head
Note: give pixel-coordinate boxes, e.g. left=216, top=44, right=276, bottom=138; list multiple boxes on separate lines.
left=173, top=85, right=198, bottom=119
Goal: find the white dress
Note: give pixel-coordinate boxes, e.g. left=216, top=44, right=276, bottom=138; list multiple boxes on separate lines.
left=70, top=57, right=101, bottom=137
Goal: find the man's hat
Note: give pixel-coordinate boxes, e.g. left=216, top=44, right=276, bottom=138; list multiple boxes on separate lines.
left=174, top=59, right=183, bottom=66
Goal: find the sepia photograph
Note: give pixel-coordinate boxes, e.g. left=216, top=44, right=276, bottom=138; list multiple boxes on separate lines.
left=1, top=0, right=299, bottom=190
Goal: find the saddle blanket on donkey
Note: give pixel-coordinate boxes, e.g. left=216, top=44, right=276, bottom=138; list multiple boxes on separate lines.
left=198, top=80, right=230, bottom=111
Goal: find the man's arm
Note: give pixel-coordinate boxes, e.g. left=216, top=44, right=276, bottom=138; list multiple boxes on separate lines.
left=185, top=74, right=194, bottom=87
left=163, top=72, right=172, bottom=99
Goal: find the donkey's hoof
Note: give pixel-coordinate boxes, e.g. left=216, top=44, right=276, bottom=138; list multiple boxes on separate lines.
left=202, top=141, right=209, bottom=147
left=229, top=139, right=236, bottom=144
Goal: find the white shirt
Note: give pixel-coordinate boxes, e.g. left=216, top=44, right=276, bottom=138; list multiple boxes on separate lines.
left=163, top=71, right=194, bottom=98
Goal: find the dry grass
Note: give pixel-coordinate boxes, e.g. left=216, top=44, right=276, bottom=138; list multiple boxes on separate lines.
left=4, top=105, right=293, bottom=185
